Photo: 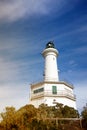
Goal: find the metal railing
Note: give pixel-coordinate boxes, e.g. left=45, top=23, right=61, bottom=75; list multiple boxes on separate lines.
left=31, top=90, right=76, bottom=100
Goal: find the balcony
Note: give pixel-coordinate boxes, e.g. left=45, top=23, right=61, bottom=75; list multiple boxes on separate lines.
left=30, top=90, right=76, bottom=101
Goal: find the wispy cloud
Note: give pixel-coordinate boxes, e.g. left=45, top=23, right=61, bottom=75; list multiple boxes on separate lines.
left=60, top=70, right=87, bottom=112
left=0, top=84, right=29, bottom=112
left=59, top=63, right=87, bottom=83
left=0, top=37, right=42, bottom=84
left=0, top=0, right=86, bottom=113
left=74, top=80, right=87, bottom=112
left=0, top=58, right=18, bottom=83
left=0, top=0, right=77, bottom=22
left=58, top=24, right=87, bottom=40
left=74, top=46, right=87, bottom=54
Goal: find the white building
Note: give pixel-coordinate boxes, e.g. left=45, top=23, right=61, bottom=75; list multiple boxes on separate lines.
left=29, top=42, right=76, bottom=109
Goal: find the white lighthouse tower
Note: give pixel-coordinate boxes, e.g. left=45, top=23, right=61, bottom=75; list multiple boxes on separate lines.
left=29, top=42, right=76, bottom=109
left=42, top=42, right=59, bottom=82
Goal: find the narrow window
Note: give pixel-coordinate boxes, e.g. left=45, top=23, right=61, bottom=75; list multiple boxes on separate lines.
left=52, top=86, right=57, bottom=94
left=33, top=88, right=44, bottom=94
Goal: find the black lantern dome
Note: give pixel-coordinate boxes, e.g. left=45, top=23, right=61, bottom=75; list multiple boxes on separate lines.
left=46, top=41, right=55, bottom=49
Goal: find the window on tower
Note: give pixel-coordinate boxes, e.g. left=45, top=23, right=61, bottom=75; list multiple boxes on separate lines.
left=33, top=87, right=44, bottom=94
left=52, top=86, right=57, bottom=94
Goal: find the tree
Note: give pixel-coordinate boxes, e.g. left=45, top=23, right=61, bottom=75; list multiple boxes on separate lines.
left=0, top=103, right=80, bottom=130
left=54, top=103, right=63, bottom=118
left=0, top=107, right=17, bottom=130
left=62, top=105, right=79, bottom=118
left=0, top=105, right=37, bottom=130
left=81, top=103, right=87, bottom=128
left=16, top=104, right=37, bottom=129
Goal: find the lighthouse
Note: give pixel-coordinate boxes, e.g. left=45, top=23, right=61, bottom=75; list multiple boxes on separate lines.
left=42, top=42, right=59, bottom=82
left=29, top=42, right=76, bottom=109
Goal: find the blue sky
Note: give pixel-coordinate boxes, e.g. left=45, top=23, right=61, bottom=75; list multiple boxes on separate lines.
left=0, top=0, right=87, bottom=113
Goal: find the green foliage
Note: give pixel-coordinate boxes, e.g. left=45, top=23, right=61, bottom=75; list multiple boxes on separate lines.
left=0, top=103, right=79, bottom=130
left=15, top=104, right=37, bottom=129
left=82, top=105, right=87, bottom=120
left=0, top=107, right=17, bottom=130
left=81, top=103, right=87, bottom=128
left=62, top=105, right=79, bottom=118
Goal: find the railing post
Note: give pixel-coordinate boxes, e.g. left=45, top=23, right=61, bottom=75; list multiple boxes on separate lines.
left=56, top=118, right=58, bottom=128
left=79, top=118, right=82, bottom=128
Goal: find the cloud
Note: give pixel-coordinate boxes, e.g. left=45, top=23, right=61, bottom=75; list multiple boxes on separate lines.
left=0, top=83, right=29, bottom=112
left=74, top=80, right=87, bottom=112
left=68, top=60, right=78, bottom=67
left=0, top=34, right=44, bottom=112
left=58, top=24, right=87, bottom=39
left=0, top=39, right=43, bottom=112
left=0, top=0, right=54, bottom=22
left=0, top=36, right=43, bottom=85
left=59, top=61, right=87, bottom=88
left=0, top=58, right=17, bottom=83
left=0, top=0, right=77, bottom=22
left=0, top=54, right=40, bottom=84
left=60, top=69, right=87, bottom=112
left=74, top=45, right=87, bottom=54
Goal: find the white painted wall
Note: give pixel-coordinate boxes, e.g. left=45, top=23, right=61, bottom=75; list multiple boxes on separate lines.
left=44, top=97, right=76, bottom=109
left=29, top=96, right=76, bottom=109
left=29, top=44, right=76, bottom=109
left=29, top=82, right=76, bottom=109
left=42, top=48, right=59, bottom=82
